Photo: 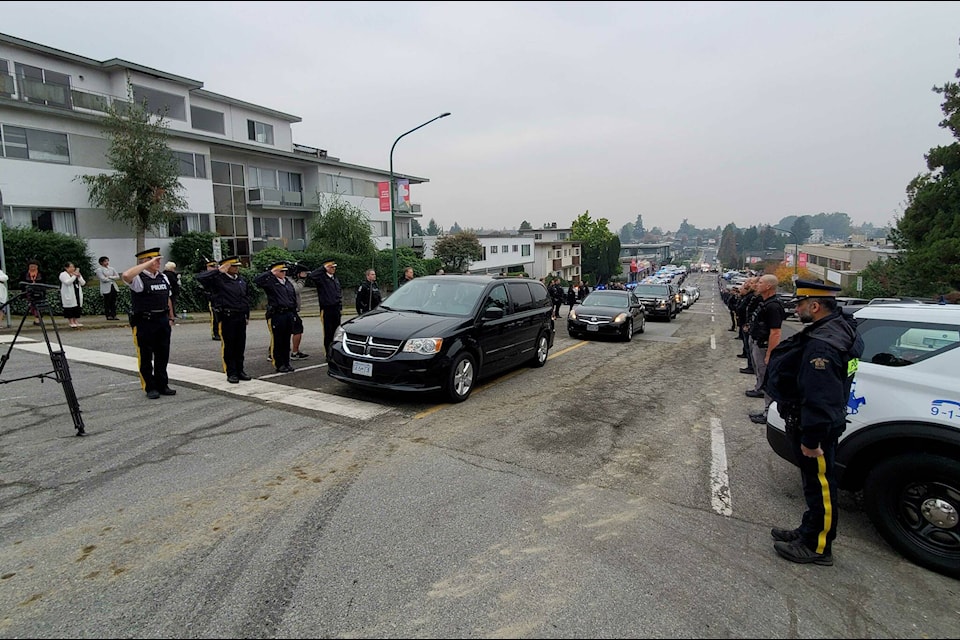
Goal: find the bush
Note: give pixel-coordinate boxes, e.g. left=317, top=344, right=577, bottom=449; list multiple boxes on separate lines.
left=1, top=225, right=94, bottom=282
left=169, top=232, right=227, bottom=273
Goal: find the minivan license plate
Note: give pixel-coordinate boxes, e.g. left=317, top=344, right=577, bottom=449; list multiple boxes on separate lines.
left=352, top=360, right=373, bottom=377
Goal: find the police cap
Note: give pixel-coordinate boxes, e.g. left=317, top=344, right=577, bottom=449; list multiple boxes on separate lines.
left=136, top=247, right=161, bottom=261
left=220, top=256, right=241, bottom=267
left=793, top=279, right=841, bottom=300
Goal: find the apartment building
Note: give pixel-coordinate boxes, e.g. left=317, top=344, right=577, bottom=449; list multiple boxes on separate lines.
left=784, top=241, right=899, bottom=290
left=518, top=223, right=582, bottom=282
left=0, top=32, right=428, bottom=267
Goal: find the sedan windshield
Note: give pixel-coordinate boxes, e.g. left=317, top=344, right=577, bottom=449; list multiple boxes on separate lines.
left=581, top=292, right=628, bottom=308
left=381, top=279, right=486, bottom=316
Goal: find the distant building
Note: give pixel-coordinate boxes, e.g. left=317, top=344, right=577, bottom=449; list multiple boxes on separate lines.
left=784, top=241, right=899, bottom=291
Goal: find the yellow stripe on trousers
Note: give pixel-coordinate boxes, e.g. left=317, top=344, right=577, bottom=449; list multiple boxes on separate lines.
left=816, top=455, right=832, bottom=554
left=219, top=321, right=227, bottom=373
left=131, top=324, right=146, bottom=390
left=266, top=318, right=276, bottom=367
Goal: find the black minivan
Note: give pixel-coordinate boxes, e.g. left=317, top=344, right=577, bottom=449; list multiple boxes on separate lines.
left=327, top=275, right=555, bottom=402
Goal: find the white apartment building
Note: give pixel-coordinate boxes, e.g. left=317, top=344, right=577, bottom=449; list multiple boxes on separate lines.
left=468, top=233, right=536, bottom=275
left=519, top=224, right=582, bottom=282
left=0, top=32, right=428, bottom=267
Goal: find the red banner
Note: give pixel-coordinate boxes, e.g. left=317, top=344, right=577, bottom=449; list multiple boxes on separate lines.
left=378, top=182, right=390, bottom=212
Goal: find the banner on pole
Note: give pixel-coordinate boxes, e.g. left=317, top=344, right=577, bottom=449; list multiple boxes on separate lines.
left=378, top=182, right=390, bottom=212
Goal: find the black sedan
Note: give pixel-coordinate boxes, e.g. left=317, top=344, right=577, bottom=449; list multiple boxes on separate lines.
left=567, top=289, right=645, bottom=341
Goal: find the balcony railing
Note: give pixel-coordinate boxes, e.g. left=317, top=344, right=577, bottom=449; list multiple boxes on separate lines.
left=247, top=188, right=304, bottom=207
left=4, top=74, right=132, bottom=115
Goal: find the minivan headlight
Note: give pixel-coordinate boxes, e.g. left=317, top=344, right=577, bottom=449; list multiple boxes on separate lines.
left=333, top=326, right=345, bottom=343
left=403, top=337, right=443, bottom=354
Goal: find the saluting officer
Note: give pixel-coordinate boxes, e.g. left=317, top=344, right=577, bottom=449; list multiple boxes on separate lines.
left=309, top=258, right=342, bottom=359
left=196, top=256, right=252, bottom=384
left=254, top=261, right=297, bottom=373
left=197, top=259, right=222, bottom=341
left=122, top=247, right=176, bottom=400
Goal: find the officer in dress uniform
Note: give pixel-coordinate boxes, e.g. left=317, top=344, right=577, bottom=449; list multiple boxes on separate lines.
left=196, top=256, right=252, bottom=383
left=308, top=258, right=343, bottom=359
left=197, top=259, right=222, bottom=340
left=122, top=248, right=176, bottom=400
left=254, top=261, right=298, bottom=373
left=764, top=279, right=864, bottom=566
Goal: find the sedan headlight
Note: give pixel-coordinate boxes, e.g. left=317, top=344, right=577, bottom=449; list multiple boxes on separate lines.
left=403, top=337, right=443, bottom=354
left=568, top=309, right=578, bottom=320
left=612, top=312, right=628, bottom=324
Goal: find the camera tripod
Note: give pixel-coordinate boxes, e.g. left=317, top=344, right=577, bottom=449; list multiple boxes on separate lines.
left=0, top=284, right=86, bottom=436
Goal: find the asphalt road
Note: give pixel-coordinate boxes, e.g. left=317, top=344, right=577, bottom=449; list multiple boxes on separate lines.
left=0, top=272, right=956, bottom=638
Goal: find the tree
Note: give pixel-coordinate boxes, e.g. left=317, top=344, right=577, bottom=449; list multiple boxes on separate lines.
left=411, top=219, right=424, bottom=236
left=791, top=216, right=812, bottom=244
left=76, top=96, right=188, bottom=253
left=618, top=222, right=635, bottom=243
left=717, top=223, right=739, bottom=269
left=449, top=221, right=462, bottom=234
left=519, top=220, right=532, bottom=230
left=571, top=211, right=621, bottom=284
left=633, top=214, right=646, bottom=238
left=893, top=43, right=960, bottom=294
left=432, top=231, right=482, bottom=273
left=426, top=218, right=441, bottom=235
left=307, top=194, right=377, bottom=257
left=169, top=232, right=227, bottom=273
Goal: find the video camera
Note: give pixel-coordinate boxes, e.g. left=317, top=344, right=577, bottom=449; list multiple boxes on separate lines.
left=19, top=281, right=58, bottom=303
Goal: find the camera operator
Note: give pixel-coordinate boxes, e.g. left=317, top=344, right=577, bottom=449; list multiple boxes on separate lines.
left=122, top=248, right=176, bottom=400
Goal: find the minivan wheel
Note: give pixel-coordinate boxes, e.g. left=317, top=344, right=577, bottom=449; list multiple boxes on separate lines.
left=445, top=352, right=476, bottom=403
left=530, top=332, right=549, bottom=367
left=863, top=453, right=960, bottom=578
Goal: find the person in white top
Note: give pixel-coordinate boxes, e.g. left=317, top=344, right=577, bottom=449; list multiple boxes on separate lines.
left=59, top=262, right=86, bottom=328
left=95, top=256, right=122, bottom=320
left=0, top=267, right=8, bottom=324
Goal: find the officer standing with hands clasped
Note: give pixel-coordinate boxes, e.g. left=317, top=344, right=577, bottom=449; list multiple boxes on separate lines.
left=309, top=258, right=342, bottom=359
left=254, top=261, right=297, bottom=373
left=355, top=268, right=382, bottom=315
left=122, top=247, right=176, bottom=400
left=196, top=256, right=252, bottom=383
left=763, top=279, right=863, bottom=566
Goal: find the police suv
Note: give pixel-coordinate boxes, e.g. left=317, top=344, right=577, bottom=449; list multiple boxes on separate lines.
left=766, top=303, right=960, bottom=578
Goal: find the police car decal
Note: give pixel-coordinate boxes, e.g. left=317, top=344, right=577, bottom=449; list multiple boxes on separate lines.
left=930, top=399, right=960, bottom=420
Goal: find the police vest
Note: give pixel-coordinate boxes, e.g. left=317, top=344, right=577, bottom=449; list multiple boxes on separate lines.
left=131, top=272, right=171, bottom=313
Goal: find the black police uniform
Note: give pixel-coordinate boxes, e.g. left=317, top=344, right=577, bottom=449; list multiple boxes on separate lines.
left=128, top=256, right=175, bottom=397
left=196, top=259, right=251, bottom=382
left=254, top=266, right=298, bottom=372
left=309, top=261, right=342, bottom=358
left=197, top=261, right=222, bottom=340
left=764, top=280, right=864, bottom=562
left=355, top=277, right=382, bottom=315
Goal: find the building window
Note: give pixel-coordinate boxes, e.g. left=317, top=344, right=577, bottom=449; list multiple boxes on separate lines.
left=490, top=246, right=499, bottom=254
left=190, top=105, right=225, bottom=134
left=0, top=124, right=70, bottom=163
left=8, top=207, right=77, bottom=235
left=172, top=151, right=207, bottom=178
left=168, top=212, right=211, bottom=237
left=15, top=63, right=71, bottom=109
left=253, top=216, right=281, bottom=239
left=132, top=84, right=186, bottom=120
left=0, top=59, right=14, bottom=98
left=512, top=245, right=518, bottom=252
left=247, top=119, right=274, bottom=145
left=522, top=244, right=530, bottom=256
left=502, top=245, right=509, bottom=253
left=534, top=233, right=542, bottom=240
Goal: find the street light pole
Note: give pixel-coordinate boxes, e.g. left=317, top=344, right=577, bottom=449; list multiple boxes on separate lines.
left=389, top=112, right=451, bottom=289
left=773, top=226, right=799, bottom=278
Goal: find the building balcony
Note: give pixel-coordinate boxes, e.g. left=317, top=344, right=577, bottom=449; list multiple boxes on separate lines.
left=247, top=188, right=304, bottom=208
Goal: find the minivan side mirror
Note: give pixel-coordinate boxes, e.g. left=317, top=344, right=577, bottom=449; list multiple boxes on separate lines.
left=482, top=306, right=505, bottom=320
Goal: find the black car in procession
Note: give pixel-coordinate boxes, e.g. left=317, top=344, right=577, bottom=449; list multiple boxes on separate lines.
left=632, top=283, right=679, bottom=320
left=567, top=289, right=646, bottom=341
left=327, top=275, right=555, bottom=402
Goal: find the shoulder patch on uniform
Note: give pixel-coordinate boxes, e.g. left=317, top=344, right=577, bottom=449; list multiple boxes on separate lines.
left=810, top=357, right=829, bottom=370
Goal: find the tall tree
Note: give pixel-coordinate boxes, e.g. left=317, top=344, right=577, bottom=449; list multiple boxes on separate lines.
left=717, top=223, right=739, bottom=269
left=894, top=43, right=960, bottom=293
left=76, top=95, right=187, bottom=252
left=426, top=218, right=440, bottom=235
left=432, top=231, right=483, bottom=272
left=307, top=194, right=376, bottom=256
left=449, top=221, right=462, bottom=234
left=633, top=214, right=646, bottom=238
left=791, top=216, right=812, bottom=244
left=571, top=211, right=621, bottom=284
left=519, top=220, right=532, bottom=230
left=411, top=218, right=423, bottom=236
left=618, top=222, right=635, bottom=243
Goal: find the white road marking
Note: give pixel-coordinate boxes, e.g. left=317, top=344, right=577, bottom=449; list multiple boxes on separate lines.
left=710, top=334, right=716, bottom=350
left=1, top=337, right=389, bottom=421
left=710, top=417, right=733, bottom=516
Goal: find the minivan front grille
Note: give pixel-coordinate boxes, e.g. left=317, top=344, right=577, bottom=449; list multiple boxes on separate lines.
left=343, top=332, right=403, bottom=359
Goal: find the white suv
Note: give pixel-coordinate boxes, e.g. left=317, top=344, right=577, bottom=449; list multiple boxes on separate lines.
left=766, top=303, right=960, bottom=578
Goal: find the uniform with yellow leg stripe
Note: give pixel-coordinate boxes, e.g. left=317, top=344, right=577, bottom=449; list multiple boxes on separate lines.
left=254, top=262, right=298, bottom=373
left=196, top=256, right=251, bottom=384
left=763, top=279, right=864, bottom=566
left=121, top=247, right=176, bottom=400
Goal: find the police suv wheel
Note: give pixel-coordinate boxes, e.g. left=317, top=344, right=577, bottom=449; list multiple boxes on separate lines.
left=863, top=453, right=960, bottom=579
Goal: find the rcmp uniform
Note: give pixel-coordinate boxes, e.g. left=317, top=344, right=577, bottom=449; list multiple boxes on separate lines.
left=197, top=259, right=222, bottom=340
left=309, top=259, right=343, bottom=358
left=764, top=279, right=864, bottom=564
left=196, top=256, right=251, bottom=383
left=254, top=262, right=298, bottom=372
left=126, top=248, right=176, bottom=399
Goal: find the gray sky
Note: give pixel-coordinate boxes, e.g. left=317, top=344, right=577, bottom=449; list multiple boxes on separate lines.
left=7, top=1, right=960, bottom=233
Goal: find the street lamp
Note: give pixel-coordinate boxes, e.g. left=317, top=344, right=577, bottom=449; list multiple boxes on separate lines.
left=389, top=112, right=451, bottom=289
left=772, top=226, right=799, bottom=278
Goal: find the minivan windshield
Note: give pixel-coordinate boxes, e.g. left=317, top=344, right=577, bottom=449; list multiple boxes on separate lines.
left=381, top=279, right=486, bottom=316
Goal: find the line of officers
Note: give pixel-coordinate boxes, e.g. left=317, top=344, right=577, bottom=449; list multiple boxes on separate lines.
left=124, top=248, right=383, bottom=399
